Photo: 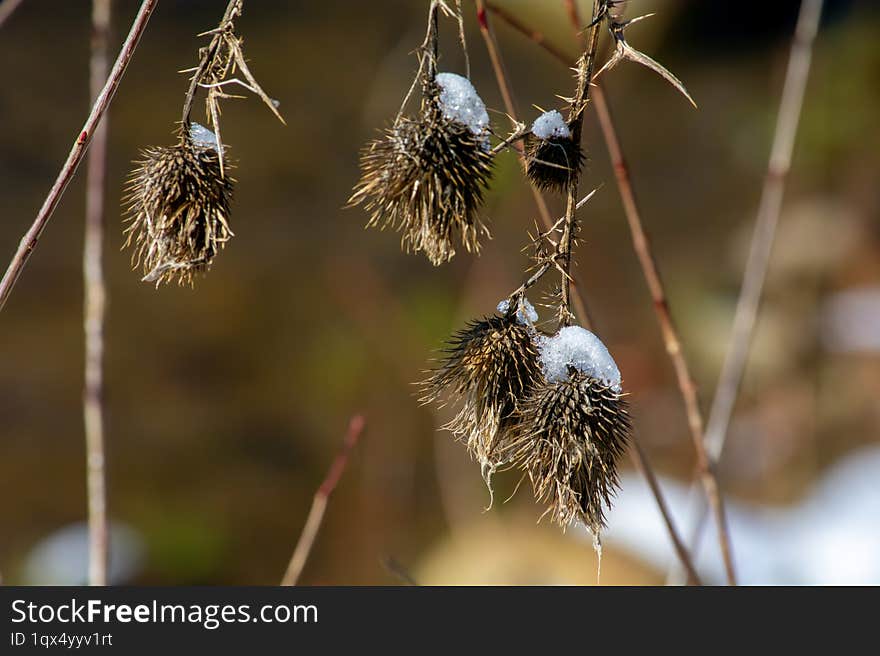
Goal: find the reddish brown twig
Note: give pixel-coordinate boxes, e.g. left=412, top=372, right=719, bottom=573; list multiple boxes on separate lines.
left=281, top=415, right=366, bottom=586
left=478, top=0, right=701, bottom=583
left=83, top=0, right=112, bottom=588
left=0, top=0, right=158, bottom=312
left=0, top=0, right=23, bottom=29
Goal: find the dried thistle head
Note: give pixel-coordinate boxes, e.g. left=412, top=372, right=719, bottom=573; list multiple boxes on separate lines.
left=423, top=300, right=542, bottom=480
left=524, top=110, right=584, bottom=193
left=123, top=124, right=234, bottom=286
left=507, top=370, right=630, bottom=533
left=505, top=325, right=631, bottom=533
left=349, top=73, right=494, bottom=266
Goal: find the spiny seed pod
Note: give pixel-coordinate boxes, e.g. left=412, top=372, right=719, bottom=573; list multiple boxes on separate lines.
left=505, top=325, right=630, bottom=533
left=349, top=73, right=493, bottom=266
left=508, top=371, right=630, bottom=533
left=123, top=123, right=234, bottom=286
left=524, top=110, right=584, bottom=193
left=423, top=300, right=542, bottom=481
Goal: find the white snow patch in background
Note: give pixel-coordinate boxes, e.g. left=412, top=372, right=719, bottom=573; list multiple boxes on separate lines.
left=595, top=445, right=880, bottom=584
left=190, top=123, right=220, bottom=152
left=435, top=73, right=490, bottom=136
left=531, top=110, right=571, bottom=140
left=497, top=297, right=539, bottom=325
left=21, top=522, right=145, bottom=585
left=538, top=325, right=621, bottom=389
left=820, top=286, right=880, bottom=353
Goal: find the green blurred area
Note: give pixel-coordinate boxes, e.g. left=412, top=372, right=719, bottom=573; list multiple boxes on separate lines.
left=0, top=0, right=878, bottom=584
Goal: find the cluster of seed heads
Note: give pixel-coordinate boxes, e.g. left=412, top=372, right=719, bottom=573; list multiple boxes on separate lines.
left=424, top=303, right=631, bottom=533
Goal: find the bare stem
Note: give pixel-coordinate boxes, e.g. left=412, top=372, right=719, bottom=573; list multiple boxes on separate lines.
left=704, top=0, right=824, bottom=476
left=0, top=0, right=158, bottom=312
left=0, top=0, right=23, bottom=29
left=83, top=0, right=112, bottom=588
left=281, top=415, right=366, bottom=586
left=671, top=0, right=824, bottom=585
left=628, top=438, right=702, bottom=585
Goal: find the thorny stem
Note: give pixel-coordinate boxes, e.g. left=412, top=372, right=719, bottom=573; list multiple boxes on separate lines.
left=83, top=0, right=112, bottom=588
left=281, top=415, right=366, bottom=586
left=474, top=0, right=592, bottom=329
left=180, top=0, right=241, bottom=128
left=505, top=191, right=598, bottom=305
left=562, top=0, right=737, bottom=586
left=671, top=0, right=825, bottom=585
left=178, top=0, right=282, bottom=175
left=0, top=0, right=157, bottom=313
left=479, top=1, right=701, bottom=583
left=558, top=0, right=603, bottom=328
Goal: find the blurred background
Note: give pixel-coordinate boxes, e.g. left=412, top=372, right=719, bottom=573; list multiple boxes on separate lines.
left=1, top=0, right=878, bottom=585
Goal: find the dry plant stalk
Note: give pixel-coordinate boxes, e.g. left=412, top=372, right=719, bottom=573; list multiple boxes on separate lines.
left=123, top=0, right=283, bottom=286
left=559, top=0, right=741, bottom=584
left=0, top=0, right=158, bottom=312
left=281, top=415, right=366, bottom=586
left=474, top=0, right=592, bottom=325
left=83, top=0, right=112, bottom=588
left=672, top=0, right=825, bottom=585
left=480, top=0, right=702, bottom=584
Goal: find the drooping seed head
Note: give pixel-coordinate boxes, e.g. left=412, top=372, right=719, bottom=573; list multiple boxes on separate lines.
left=423, top=305, right=542, bottom=479
left=123, top=124, right=234, bottom=286
left=349, top=74, right=494, bottom=266
left=506, top=370, right=631, bottom=533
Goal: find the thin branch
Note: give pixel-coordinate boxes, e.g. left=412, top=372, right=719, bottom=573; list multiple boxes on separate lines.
left=563, top=0, right=737, bottom=586
left=628, top=438, right=702, bottom=585
left=0, top=0, right=158, bottom=312
left=382, top=556, right=420, bottom=586
left=704, top=0, right=823, bottom=477
left=474, top=0, right=592, bottom=328
left=479, top=1, right=701, bottom=582
left=281, top=415, right=366, bottom=586
left=0, top=0, right=23, bottom=30
left=83, top=0, right=112, bottom=588
left=669, top=0, right=824, bottom=585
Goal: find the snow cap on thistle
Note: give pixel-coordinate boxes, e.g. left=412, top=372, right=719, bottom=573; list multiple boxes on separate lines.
left=123, top=123, right=234, bottom=286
